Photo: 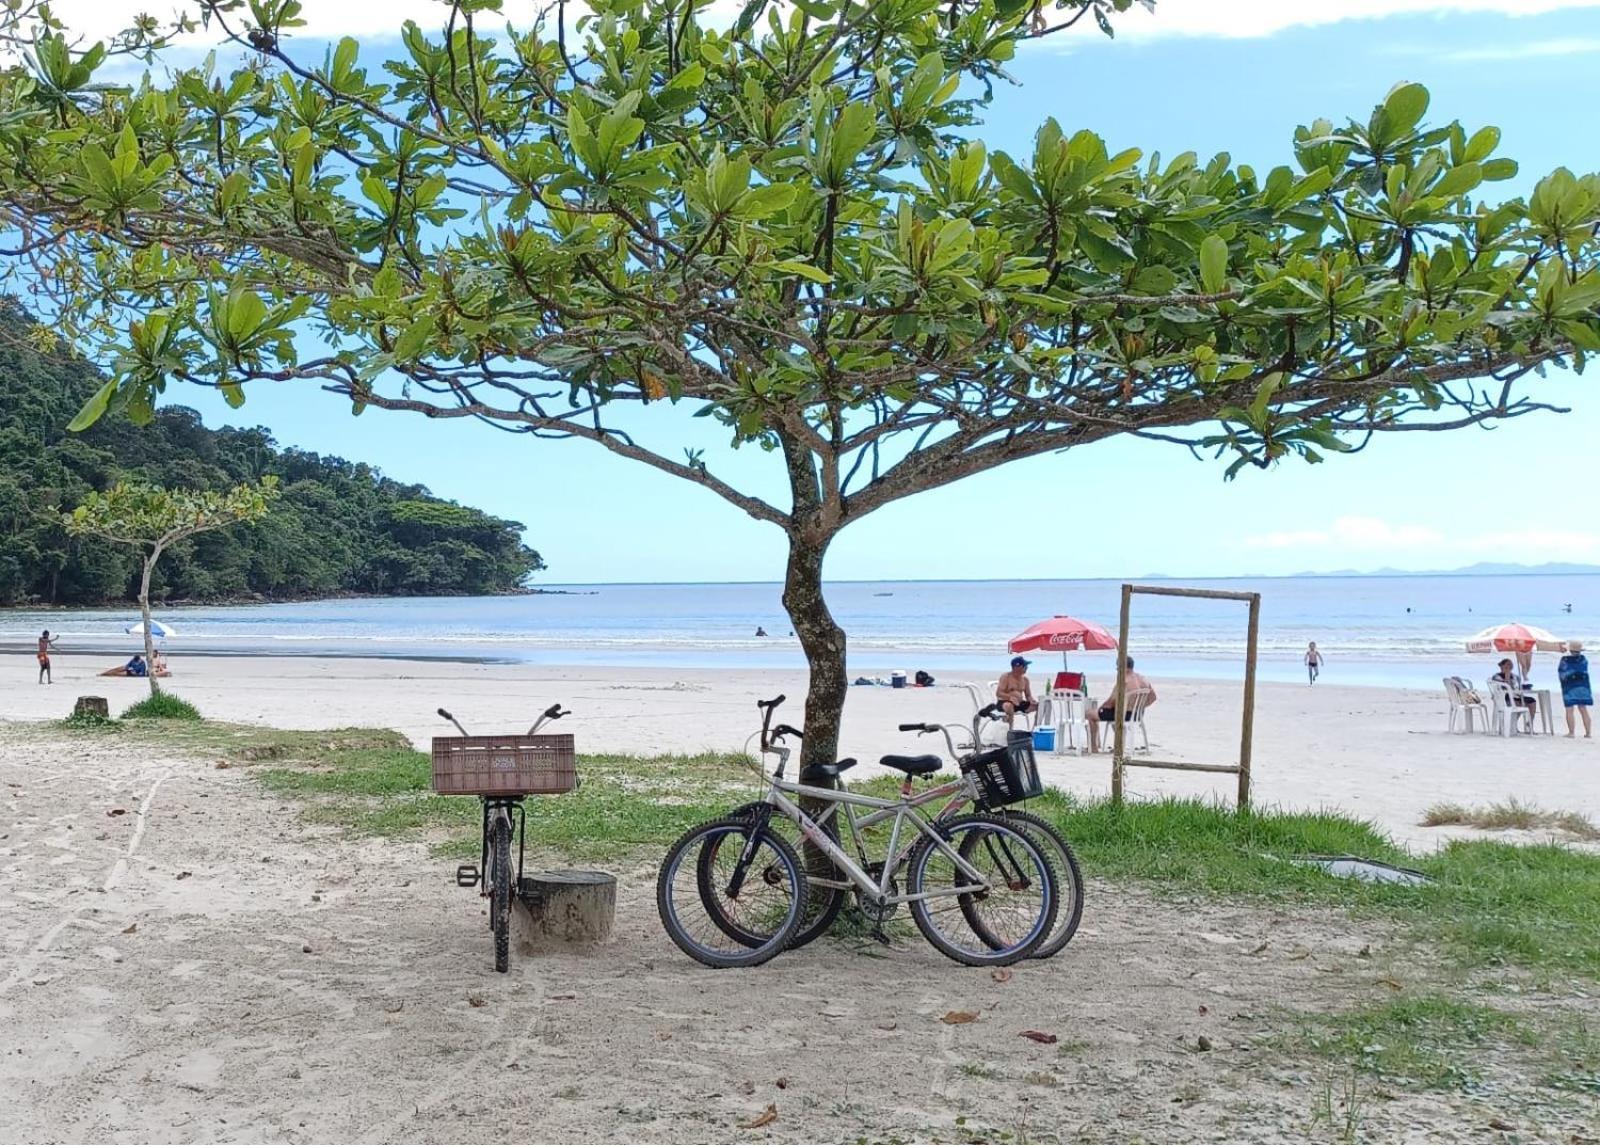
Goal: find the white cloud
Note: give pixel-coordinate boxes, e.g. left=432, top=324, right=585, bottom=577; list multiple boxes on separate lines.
left=1099, top=0, right=1600, bottom=41
left=1475, top=529, right=1600, bottom=559
left=42, top=0, right=1600, bottom=45
left=1245, top=515, right=1444, bottom=551
left=1438, top=35, right=1600, bottom=59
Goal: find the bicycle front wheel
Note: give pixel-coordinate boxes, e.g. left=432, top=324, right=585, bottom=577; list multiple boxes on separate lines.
left=658, top=817, right=808, bottom=969
left=715, top=801, right=846, bottom=949
left=906, top=814, right=1055, bottom=967
left=991, top=809, right=1085, bottom=960
left=490, top=814, right=513, bottom=973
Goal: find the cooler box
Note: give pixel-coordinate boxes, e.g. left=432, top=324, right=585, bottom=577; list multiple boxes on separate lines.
left=1032, top=726, right=1056, bottom=752
left=890, top=671, right=907, bottom=689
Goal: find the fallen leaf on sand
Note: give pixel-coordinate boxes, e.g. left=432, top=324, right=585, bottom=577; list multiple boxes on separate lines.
left=1488, top=1117, right=1515, bottom=1131
left=739, top=1104, right=777, bottom=1129
left=1197, top=1005, right=1209, bottom=1015
left=991, top=968, right=1013, bottom=984
left=876, top=1022, right=897, bottom=1032
left=176, top=871, right=191, bottom=880
left=214, top=761, right=232, bottom=770
left=107, top=808, right=127, bottom=817
left=941, top=1011, right=979, bottom=1025
left=467, top=995, right=487, bottom=1008
left=774, top=1077, right=789, bottom=1090
left=121, top=923, right=137, bottom=935
left=1378, top=977, right=1403, bottom=991
left=1197, top=1035, right=1213, bottom=1051
left=1248, top=941, right=1269, bottom=955
left=301, top=944, right=314, bottom=954
left=1019, top=1030, right=1057, bottom=1045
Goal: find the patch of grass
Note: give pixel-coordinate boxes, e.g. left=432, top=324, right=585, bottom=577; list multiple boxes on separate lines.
left=1294, top=996, right=1525, bottom=1090
left=956, top=1062, right=1002, bottom=1080
left=58, top=711, right=121, bottom=732
left=121, top=692, right=202, bottom=721
left=1423, top=798, right=1600, bottom=840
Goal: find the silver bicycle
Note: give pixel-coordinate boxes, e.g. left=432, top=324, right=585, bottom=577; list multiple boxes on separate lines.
left=656, top=695, right=1058, bottom=969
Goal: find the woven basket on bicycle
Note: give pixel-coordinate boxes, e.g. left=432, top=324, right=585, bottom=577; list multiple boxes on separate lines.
left=961, top=731, right=1043, bottom=809
left=430, top=734, right=577, bottom=796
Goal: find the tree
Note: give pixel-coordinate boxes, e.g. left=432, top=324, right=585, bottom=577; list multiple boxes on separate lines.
left=64, top=480, right=280, bottom=694
left=0, top=0, right=1595, bottom=766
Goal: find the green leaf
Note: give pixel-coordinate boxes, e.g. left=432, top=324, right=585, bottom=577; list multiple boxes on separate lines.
left=1382, top=82, right=1430, bottom=136
left=68, top=379, right=117, bottom=431
left=769, top=260, right=832, bottom=284
left=1199, top=234, right=1229, bottom=294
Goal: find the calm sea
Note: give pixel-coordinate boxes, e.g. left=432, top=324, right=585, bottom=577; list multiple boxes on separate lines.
left=3, top=575, right=1595, bottom=690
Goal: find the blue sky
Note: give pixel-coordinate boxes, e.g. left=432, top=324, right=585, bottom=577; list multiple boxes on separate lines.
left=70, top=1, right=1600, bottom=582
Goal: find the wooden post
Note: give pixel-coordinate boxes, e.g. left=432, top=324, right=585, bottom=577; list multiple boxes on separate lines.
left=1111, top=583, right=1132, bottom=805
left=513, top=870, right=616, bottom=950
left=1238, top=593, right=1261, bottom=811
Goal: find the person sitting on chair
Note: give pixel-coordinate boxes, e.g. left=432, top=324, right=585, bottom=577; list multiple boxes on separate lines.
left=125, top=654, right=148, bottom=678
left=1492, top=657, right=1537, bottom=729
left=1087, top=658, right=1157, bottom=752
left=996, top=656, right=1036, bottom=728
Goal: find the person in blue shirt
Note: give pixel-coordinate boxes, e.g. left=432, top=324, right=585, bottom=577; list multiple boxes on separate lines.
left=125, top=654, right=148, bottom=678
left=1558, top=640, right=1592, bottom=739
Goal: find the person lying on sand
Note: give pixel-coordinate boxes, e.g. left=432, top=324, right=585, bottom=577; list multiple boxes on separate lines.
left=1087, top=658, right=1157, bottom=752
left=997, top=656, right=1036, bottom=728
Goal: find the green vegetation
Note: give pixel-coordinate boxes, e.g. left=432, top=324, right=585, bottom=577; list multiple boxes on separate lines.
left=0, top=308, right=544, bottom=606
left=121, top=693, right=202, bottom=721
left=1423, top=799, right=1600, bottom=840
left=1293, top=996, right=1527, bottom=1090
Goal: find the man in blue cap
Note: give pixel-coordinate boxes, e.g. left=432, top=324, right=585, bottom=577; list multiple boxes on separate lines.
left=996, top=655, right=1037, bottom=729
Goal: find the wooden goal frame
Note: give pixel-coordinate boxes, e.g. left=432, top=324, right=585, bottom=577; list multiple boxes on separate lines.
left=1109, top=583, right=1262, bottom=810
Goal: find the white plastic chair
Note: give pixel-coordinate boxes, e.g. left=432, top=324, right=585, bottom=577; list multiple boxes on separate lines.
left=1487, top=679, right=1532, bottom=737
left=1445, top=676, right=1489, bottom=734
left=1037, top=687, right=1089, bottom=754
left=1117, top=690, right=1152, bottom=753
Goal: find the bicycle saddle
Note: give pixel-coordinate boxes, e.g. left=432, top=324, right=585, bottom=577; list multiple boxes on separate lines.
left=799, top=757, right=858, bottom=783
left=878, top=754, right=942, bottom=777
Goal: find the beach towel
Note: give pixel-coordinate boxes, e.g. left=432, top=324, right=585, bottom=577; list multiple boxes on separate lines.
left=1558, top=654, right=1592, bottom=707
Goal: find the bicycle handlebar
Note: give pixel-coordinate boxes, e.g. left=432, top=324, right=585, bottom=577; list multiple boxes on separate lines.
left=772, top=723, right=803, bottom=741
left=757, top=694, right=786, bottom=710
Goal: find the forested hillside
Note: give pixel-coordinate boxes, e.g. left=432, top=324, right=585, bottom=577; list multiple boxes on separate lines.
left=0, top=312, right=543, bottom=606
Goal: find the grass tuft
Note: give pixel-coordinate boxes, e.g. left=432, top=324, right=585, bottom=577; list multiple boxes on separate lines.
left=1293, top=996, right=1524, bottom=1090
left=121, top=692, right=202, bottom=721
left=58, top=710, right=120, bottom=732
left=1422, top=798, right=1600, bottom=840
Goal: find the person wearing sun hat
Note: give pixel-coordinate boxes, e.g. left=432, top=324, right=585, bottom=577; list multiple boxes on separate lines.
left=996, top=655, right=1037, bottom=729
left=1558, top=640, right=1593, bottom=738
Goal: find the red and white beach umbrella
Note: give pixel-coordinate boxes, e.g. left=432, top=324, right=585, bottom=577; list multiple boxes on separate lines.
left=1008, top=616, right=1119, bottom=661
left=1464, top=622, right=1564, bottom=654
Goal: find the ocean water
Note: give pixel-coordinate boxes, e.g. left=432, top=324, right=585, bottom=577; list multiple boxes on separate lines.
left=3, top=575, right=1595, bottom=690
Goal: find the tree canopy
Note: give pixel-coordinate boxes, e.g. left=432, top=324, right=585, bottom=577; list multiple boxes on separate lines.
left=0, top=0, right=1592, bottom=760
left=0, top=306, right=545, bottom=605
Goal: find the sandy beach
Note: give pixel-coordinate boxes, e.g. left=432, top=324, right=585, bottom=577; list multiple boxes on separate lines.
left=5, top=651, right=1595, bottom=849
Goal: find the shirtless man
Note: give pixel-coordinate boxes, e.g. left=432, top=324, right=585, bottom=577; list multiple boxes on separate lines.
left=37, top=629, right=57, bottom=684
left=1086, top=658, right=1157, bottom=752
left=996, top=656, right=1036, bottom=729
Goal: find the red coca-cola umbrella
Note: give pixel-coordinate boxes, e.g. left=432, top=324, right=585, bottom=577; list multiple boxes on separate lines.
left=1008, top=615, right=1118, bottom=668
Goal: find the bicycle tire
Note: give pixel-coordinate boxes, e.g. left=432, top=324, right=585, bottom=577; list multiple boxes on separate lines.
left=906, top=813, right=1055, bottom=967
left=713, top=801, right=846, bottom=949
left=486, top=818, right=512, bottom=972
left=491, top=814, right=512, bottom=973
left=657, top=817, right=808, bottom=969
left=990, top=809, right=1085, bottom=959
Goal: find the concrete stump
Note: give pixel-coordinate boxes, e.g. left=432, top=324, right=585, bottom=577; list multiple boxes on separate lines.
left=513, top=870, right=616, bottom=951
left=73, top=696, right=110, bottom=719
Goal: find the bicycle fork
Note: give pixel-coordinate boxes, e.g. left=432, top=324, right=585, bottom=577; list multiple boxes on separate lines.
left=724, top=802, right=777, bottom=899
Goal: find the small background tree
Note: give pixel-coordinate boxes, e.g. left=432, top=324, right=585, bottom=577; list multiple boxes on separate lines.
left=64, top=479, right=280, bottom=694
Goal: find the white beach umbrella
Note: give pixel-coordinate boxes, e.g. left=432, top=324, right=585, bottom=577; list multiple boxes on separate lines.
left=125, top=620, right=177, bottom=639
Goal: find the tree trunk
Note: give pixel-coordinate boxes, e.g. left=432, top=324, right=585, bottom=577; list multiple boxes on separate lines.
left=139, top=549, right=160, bottom=697
left=781, top=527, right=846, bottom=772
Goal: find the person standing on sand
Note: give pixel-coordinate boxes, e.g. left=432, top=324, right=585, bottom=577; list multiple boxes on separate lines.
left=1559, top=641, right=1593, bottom=739
left=37, top=629, right=56, bottom=684
left=1304, top=642, right=1323, bottom=685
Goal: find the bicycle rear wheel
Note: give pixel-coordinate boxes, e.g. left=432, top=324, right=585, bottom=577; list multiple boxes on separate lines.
left=658, top=817, right=808, bottom=968
left=713, top=801, right=845, bottom=949
left=990, top=809, right=1084, bottom=959
left=489, top=813, right=513, bottom=973
left=906, top=814, right=1055, bottom=967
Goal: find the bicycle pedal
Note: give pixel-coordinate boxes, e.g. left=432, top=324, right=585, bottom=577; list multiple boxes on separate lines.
left=455, top=864, right=480, bottom=888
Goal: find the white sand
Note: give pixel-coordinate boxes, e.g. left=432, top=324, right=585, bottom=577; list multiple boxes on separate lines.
left=6, top=652, right=1597, bottom=849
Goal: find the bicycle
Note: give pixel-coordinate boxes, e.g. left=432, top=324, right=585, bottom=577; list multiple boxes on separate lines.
left=657, top=695, right=1058, bottom=969
left=715, top=701, right=1084, bottom=959
left=433, top=703, right=574, bottom=973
